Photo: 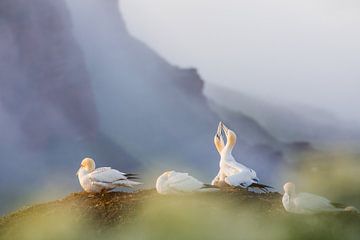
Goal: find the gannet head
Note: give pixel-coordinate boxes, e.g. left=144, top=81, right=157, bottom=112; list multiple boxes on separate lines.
left=222, top=123, right=237, bottom=146
left=77, top=157, right=96, bottom=175
left=216, top=122, right=223, bottom=138
left=164, top=170, right=174, bottom=178
left=283, top=182, right=296, bottom=196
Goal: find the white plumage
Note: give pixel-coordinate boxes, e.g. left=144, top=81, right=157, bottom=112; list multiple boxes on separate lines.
left=282, top=182, right=358, bottom=214
left=76, top=158, right=141, bottom=193
left=156, top=171, right=217, bottom=194
left=211, top=122, right=225, bottom=186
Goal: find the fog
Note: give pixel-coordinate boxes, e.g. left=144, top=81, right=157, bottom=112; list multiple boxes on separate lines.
left=0, top=0, right=286, bottom=214
left=120, top=0, right=360, bottom=124
left=1, top=0, right=359, bottom=215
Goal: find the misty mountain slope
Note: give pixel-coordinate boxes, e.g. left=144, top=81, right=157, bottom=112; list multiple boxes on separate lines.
left=0, top=0, right=98, bottom=146
left=65, top=0, right=286, bottom=177
left=0, top=0, right=291, bottom=214
left=0, top=0, right=140, bottom=162
left=0, top=0, right=141, bottom=214
left=205, top=84, right=360, bottom=151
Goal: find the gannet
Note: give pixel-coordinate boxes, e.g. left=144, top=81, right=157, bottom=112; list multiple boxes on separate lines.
left=282, top=182, right=358, bottom=214
left=218, top=122, right=271, bottom=191
left=76, top=157, right=141, bottom=193
left=211, top=122, right=225, bottom=186
left=156, top=170, right=218, bottom=195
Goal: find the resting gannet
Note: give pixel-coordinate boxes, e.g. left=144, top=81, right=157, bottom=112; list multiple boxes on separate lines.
left=156, top=171, right=218, bottom=195
left=282, top=182, right=358, bottom=214
left=218, top=122, right=271, bottom=191
left=76, top=157, right=141, bottom=193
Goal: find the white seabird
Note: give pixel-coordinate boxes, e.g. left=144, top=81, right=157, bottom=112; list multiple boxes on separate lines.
left=76, top=157, right=141, bottom=193
left=156, top=170, right=218, bottom=195
left=211, top=122, right=225, bottom=186
left=282, top=182, right=358, bottom=214
left=216, top=122, right=271, bottom=191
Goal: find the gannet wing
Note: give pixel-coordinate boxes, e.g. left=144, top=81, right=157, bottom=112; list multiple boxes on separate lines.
left=295, top=193, right=341, bottom=212
left=222, top=163, right=239, bottom=176
left=92, top=167, right=129, bottom=175
left=228, top=161, right=257, bottom=176
left=91, top=167, right=111, bottom=174
left=89, top=168, right=127, bottom=184
left=225, top=171, right=251, bottom=187
left=167, top=172, right=203, bottom=192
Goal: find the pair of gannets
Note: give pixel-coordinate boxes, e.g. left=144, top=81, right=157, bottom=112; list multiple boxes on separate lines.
left=212, top=122, right=271, bottom=191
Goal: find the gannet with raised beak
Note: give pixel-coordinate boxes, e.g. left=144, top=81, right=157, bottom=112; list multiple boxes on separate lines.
left=156, top=170, right=218, bottom=195
left=217, top=122, right=271, bottom=191
left=282, top=182, right=358, bottom=214
left=211, top=122, right=225, bottom=186
left=76, top=157, right=141, bottom=193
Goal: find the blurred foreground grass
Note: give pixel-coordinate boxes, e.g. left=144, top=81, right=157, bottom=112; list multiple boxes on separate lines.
left=1, top=152, right=360, bottom=240
left=0, top=189, right=359, bottom=240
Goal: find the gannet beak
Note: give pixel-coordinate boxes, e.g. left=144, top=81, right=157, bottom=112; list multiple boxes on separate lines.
left=222, top=123, right=229, bottom=134
left=216, top=122, right=222, bottom=138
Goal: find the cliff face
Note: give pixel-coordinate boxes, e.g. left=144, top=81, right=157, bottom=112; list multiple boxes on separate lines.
left=0, top=0, right=285, bottom=214
left=65, top=0, right=283, bottom=172
left=0, top=0, right=138, bottom=213
left=0, top=0, right=98, bottom=146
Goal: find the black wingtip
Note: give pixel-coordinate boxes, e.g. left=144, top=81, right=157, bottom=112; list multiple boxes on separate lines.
left=248, top=182, right=273, bottom=192
left=201, top=184, right=219, bottom=189
left=124, top=173, right=139, bottom=177
left=126, top=176, right=141, bottom=180
left=330, top=202, right=347, bottom=209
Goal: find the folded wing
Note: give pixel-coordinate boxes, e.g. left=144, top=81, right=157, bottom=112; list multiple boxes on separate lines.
left=295, top=193, right=343, bottom=213
left=167, top=172, right=204, bottom=192
left=89, top=168, right=141, bottom=187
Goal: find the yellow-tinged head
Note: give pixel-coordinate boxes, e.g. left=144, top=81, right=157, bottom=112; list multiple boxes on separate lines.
left=80, top=157, right=96, bottom=172
left=283, top=182, right=296, bottom=196
left=164, top=170, right=174, bottom=178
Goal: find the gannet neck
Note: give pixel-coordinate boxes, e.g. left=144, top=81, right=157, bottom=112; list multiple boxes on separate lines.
left=282, top=192, right=293, bottom=212
left=77, top=168, right=89, bottom=179
left=222, top=130, right=236, bottom=156
left=156, top=173, right=168, bottom=194
left=214, top=135, right=225, bottom=154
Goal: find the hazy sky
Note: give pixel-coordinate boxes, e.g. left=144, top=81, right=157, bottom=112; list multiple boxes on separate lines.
left=120, top=0, right=360, bottom=123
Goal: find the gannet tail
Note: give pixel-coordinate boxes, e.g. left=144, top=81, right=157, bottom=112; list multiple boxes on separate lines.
left=199, top=184, right=219, bottom=192
left=114, top=179, right=142, bottom=187
left=331, top=202, right=359, bottom=213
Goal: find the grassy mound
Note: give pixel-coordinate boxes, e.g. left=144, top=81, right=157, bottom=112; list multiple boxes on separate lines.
left=1, top=188, right=359, bottom=240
